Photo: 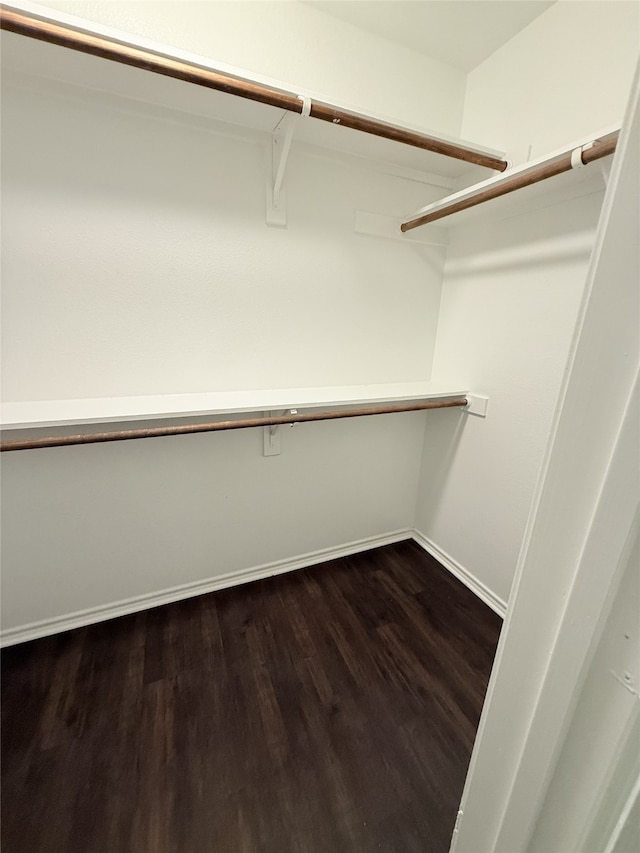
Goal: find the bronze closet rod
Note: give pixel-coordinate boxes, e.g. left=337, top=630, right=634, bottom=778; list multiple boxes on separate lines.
left=0, top=397, right=469, bottom=452
left=401, top=134, right=618, bottom=231
left=0, top=7, right=508, bottom=172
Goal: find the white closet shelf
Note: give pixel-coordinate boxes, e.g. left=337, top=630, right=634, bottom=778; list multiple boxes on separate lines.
left=0, top=382, right=469, bottom=431
left=0, top=2, right=506, bottom=181
left=402, top=127, right=620, bottom=230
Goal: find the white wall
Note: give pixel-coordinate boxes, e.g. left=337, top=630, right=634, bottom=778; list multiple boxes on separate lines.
left=0, top=7, right=450, bottom=638
left=414, top=194, right=602, bottom=605
left=414, top=0, right=639, bottom=606
left=1, top=75, right=444, bottom=400
left=30, top=0, right=467, bottom=137
left=1, top=412, right=427, bottom=635
left=462, top=0, right=640, bottom=163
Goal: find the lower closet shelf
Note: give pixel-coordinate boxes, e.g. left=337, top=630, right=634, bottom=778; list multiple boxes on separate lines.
left=0, top=381, right=468, bottom=430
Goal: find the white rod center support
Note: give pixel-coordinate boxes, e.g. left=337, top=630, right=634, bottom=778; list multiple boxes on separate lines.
left=264, top=409, right=298, bottom=455
left=267, top=95, right=311, bottom=226
left=266, top=101, right=310, bottom=227
left=272, top=113, right=298, bottom=206
left=263, top=410, right=281, bottom=456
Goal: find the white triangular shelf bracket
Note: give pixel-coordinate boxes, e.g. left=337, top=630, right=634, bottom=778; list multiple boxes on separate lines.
left=266, top=96, right=311, bottom=227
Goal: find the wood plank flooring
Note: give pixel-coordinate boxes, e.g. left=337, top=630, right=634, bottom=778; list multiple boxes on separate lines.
left=1, top=540, right=502, bottom=853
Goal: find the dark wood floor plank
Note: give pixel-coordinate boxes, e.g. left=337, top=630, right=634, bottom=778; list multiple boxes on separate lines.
left=2, top=541, right=501, bottom=853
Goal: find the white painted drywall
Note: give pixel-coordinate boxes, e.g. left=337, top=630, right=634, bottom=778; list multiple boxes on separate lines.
left=0, top=412, right=427, bottom=635
left=0, top=19, right=446, bottom=636
left=1, top=75, right=444, bottom=400
left=414, top=1, right=639, bottom=605
left=28, top=0, right=467, bottom=138
left=462, top=0, right=640, bottom=163
left=414, top=191, right=602, bottom=605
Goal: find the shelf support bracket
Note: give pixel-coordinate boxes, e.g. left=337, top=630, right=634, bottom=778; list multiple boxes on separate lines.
left=266, top=113, right=297, bottom=227
left=266, top=98, right=310, bottom=227
left=263, top=409, right=297, bottom=456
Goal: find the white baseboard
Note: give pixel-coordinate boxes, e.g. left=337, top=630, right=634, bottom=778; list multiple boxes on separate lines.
left=411, top=530, right=507, bottom=618
left=1, top=528, right=505, bottom=646
left=0, top=529, right=412, bottom=647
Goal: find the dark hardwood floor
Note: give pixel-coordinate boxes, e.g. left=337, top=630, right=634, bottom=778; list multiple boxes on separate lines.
left=1, top=540, right=502, bottom=853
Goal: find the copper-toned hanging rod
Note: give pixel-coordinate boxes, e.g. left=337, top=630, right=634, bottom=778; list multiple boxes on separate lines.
left=0, top=397, right=468, bottom=452
left=401, top=134, right=618, bottom=231
left=0, top=7, right=508, bottom=172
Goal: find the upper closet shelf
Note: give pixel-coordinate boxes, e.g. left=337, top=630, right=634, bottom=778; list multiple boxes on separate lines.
left=1, top=382, right=469, bottom=431
left=0, top=2, right=507, bottom=181
left=402, top=127, right=620, bottom=230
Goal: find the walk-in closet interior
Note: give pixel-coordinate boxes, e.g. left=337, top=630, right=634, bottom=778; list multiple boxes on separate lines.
left=1, top=2, right=639, bottom=852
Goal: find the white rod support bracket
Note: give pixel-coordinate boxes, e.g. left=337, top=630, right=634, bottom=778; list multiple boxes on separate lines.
left=263, top=411, right=282, bottom=456
left=263, top=409, right=298, bottom=455
left=272, top=113, right=297, bottom=205
left=465, top=394, right=489, bottom=417
left=266, top=99, right=309, bottom=227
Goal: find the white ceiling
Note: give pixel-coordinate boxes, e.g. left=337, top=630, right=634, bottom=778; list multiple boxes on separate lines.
left=305, top=1, right=555, bottom=71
